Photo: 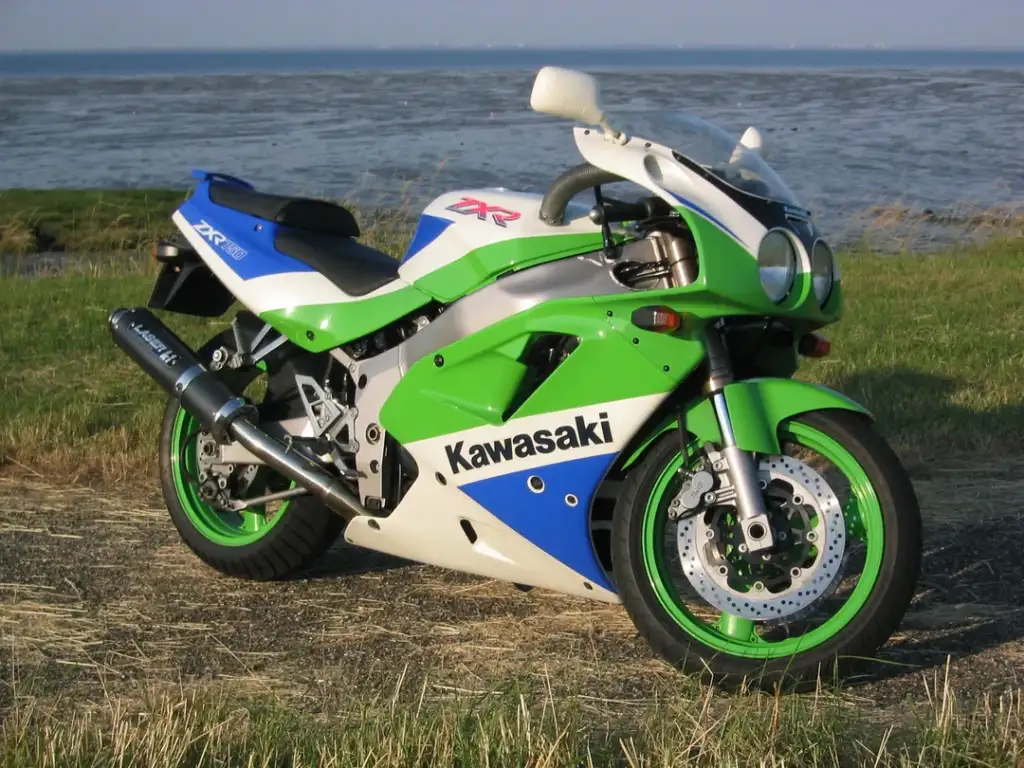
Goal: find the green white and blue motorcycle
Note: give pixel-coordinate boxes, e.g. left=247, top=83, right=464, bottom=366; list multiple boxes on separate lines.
left=109, top=67, right=922, bottom=687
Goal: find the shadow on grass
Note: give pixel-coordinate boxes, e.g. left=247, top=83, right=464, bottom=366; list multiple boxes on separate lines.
left=832, top=367, right=1024, bottom=684
left=302, top=533, right=412, bottom=579
left=831, top=366, right=1024, bottom=464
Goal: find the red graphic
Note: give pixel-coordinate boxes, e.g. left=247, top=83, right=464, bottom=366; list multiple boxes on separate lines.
left=446, top=197, right=521, bottom=227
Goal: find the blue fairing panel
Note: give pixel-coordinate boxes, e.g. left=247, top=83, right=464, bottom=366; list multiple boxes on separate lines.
left=176, top=179, right=315, bottom=281
left=458, top=452, right=617, bottom=592
left=401, top=214, right=453, bottom=264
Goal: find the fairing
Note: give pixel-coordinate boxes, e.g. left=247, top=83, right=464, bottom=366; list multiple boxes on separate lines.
left=173, top=177, right=434, bottom=351
left=397, top=188, right=614, bottom=303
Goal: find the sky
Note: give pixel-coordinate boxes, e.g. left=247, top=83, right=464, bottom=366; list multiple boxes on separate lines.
left=1, top=0, right=1023, bottom=52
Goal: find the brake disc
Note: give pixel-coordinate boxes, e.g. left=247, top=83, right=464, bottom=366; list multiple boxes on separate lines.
left=676, top=454, right=847, bottom=621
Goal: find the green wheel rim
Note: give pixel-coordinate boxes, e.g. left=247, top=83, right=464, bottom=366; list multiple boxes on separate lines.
left=641, top=421, right=884, bottom=659
left=170, top=408, right=290, bottom=547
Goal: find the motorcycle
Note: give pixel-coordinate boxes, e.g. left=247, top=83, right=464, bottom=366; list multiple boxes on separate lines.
left=109, top=66, right=922, bottom=687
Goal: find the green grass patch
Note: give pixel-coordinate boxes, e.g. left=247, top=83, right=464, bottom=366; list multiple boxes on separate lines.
left=0, top=188, right=414, bottom=257
left=0, top=189, right=186, bottom=254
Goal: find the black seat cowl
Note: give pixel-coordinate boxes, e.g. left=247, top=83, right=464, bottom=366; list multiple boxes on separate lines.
left=208, top=181, right=360, bottom=238
left=274, top=229, right=398, bottom=298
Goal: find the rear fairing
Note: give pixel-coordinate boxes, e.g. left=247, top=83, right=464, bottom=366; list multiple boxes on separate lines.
left=173, top=177, right=411, bottom=317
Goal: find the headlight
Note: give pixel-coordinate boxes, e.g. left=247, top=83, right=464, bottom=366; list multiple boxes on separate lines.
left=757, top=230, right=796, bottom=303
left=811, top=239, right=835, bottom=306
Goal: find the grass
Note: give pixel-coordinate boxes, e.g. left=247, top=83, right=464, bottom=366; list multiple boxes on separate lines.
left=0, top=188, right=415, bottom=259
left=2, top=669, right=1023, bottom=766
left=3, top=233, right=1024, bottom=480
left=0, top=189, right=186, bottom=254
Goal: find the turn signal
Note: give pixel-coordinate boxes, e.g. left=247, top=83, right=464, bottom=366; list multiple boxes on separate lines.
left=631, top=306, right=683, bottom=333
left=798, top=332, right=831, bottom=358
left=153, top=240, right=182, bottom=263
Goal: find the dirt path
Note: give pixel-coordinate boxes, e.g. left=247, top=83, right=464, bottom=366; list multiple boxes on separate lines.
left=1, top=462, right=1023, bottom=711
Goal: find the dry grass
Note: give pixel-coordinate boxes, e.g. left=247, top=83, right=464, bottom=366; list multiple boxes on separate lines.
left=828, top=199, right=1024, bottom=254
left=1, top=666, right=1022, bottom=766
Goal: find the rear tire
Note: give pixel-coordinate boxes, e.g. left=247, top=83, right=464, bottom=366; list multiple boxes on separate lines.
left=611, top=409, right=922, bottom=689
left=158, top=328, right=343, bottom=581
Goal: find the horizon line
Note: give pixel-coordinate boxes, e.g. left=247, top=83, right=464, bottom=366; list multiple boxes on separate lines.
left=3, top=44, right=1024, bottom=55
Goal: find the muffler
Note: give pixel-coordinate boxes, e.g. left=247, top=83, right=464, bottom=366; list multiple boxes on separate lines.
left=108, top=307, right=366, bottom=521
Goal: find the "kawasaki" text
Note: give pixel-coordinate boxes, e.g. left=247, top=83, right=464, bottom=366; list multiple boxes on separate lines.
left=444, top=413, right=613, bottom=474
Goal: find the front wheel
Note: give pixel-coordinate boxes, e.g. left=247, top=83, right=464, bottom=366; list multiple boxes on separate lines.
left=612, top=409, right=922, bottom=689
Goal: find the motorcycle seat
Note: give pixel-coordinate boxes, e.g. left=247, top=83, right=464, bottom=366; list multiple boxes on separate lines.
left=273, top=229, right=399, bottom=298
left=208, top=181, right=361, bottom=238
left=208, top=181, right=398, bottom=297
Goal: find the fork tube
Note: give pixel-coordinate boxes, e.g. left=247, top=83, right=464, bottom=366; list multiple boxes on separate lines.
left=703, top=323, right=775, bottom=554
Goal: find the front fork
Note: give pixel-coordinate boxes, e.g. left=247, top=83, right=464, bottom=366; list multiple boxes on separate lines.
left=702, top=323, right=775, bottom=554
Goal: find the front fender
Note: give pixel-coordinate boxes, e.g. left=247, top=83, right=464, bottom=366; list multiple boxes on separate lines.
left=621, top=378, right=873, bottom=469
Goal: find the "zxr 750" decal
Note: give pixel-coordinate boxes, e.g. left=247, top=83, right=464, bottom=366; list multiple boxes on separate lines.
left=446, top=197, right=521, bottom=227
left=193, top=220, right=248, bottom=260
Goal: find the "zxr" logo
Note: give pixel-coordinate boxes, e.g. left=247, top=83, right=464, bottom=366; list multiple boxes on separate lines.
left=446, top=197, right=521, bottom=227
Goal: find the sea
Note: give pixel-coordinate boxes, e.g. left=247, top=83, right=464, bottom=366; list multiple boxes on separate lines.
left=2, top=48, right=1024, bottom=243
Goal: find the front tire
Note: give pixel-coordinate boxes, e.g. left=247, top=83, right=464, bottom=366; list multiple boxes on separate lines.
left=158, top=329, right=343, bottom=581
left=611, top=409, right=922, bottom=689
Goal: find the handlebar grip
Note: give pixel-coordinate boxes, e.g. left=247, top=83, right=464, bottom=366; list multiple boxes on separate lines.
left=539, top=163, right=627, bottom=225
left=589, top=198, right=654, bottom=225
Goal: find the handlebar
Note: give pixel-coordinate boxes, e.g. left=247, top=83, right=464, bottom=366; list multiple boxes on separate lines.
left=588, top=197, right=658, bottom=225
left=539, top=163, right=627, bottom=225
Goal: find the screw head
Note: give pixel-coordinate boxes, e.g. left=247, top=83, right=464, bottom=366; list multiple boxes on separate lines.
left=433, top=354, right=444, bottom=367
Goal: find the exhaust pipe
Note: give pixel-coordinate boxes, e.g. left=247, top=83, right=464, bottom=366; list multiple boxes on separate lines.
left=108, top=307, right=367, bottom=521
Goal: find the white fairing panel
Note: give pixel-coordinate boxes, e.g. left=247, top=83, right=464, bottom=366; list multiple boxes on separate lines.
left=396, top=188, right=602, bottom=284
left=344, top=393, right=665, bottom=602
left=572, top=128, right=768, bottom=255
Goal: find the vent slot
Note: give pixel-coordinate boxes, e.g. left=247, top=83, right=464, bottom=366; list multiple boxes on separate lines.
left=501, top=333, right=580, bottom=421
left=460, top=519, right=478, bottom=544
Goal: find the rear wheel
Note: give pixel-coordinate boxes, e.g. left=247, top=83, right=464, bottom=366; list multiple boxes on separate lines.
left=158, top=329, right=343, bottom=580
left=611, top=409, right=922, bottom=689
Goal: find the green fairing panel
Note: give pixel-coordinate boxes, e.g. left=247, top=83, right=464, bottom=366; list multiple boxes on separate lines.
left=671, top=210, right=845, bottom=323
left=412, top=232, right=619, bottom=303
left=259, top=284, right=433, bottom=352
left=380, top=292, right=710, bottom=445
left=622, top=378, right=873, bottom=470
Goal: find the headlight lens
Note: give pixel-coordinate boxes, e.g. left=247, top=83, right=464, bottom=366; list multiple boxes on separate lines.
left=757, top=230, right=797, bottom=303
left=811, top=239, right=835, bottom=306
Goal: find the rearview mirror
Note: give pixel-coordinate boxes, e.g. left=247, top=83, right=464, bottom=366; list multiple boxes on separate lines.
left=530, top=66, right=609, bottom=128
left=737, top=126, right=770, bottom=160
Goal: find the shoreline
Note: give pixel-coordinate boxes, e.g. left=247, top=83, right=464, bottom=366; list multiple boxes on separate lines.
left=2, top=188, right=1022, bottom=259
